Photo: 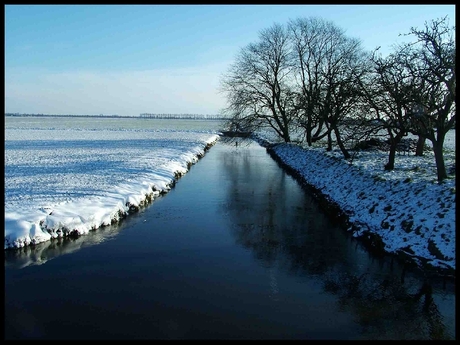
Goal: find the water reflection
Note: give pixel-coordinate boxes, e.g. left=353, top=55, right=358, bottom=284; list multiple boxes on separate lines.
left=4, top=139, right=455, bottom=340
left=218, top=141, right=455, bottom=340
left=219, top=141, right=355, bottom=275
left=4, top=222, right=123, bottom=269
left=323, top=270, right=450, bottom=340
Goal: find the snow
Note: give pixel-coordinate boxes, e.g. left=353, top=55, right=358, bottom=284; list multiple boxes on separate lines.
left=254, top=129, right=455, bottom=273
left=4, top=118, right=456, bottom=275
left=4, top=122, right=219, bottom=249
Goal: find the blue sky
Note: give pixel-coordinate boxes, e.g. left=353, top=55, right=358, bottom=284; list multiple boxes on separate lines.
left=5, top=4, right=455, bottom=116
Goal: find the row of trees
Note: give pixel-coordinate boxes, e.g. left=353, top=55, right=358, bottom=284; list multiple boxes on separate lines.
left=220, top=16, right=455, bottom=182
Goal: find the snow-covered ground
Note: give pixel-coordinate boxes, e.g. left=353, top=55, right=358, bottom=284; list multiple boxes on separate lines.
left=255, top=129, right=456, bottom=275
left=4, top=119, right=219, bottom=249
left=4, top=117, right=455, bottom=276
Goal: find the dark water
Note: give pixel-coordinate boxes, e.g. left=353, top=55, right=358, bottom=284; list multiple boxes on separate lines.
left=4, top=140, right=456, bottom=340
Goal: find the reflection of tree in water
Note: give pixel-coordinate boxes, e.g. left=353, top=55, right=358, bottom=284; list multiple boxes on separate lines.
left=219, top=135, right=254, bottom=148
left=219, top=141, right=454, bottom=340
left=219, top=141, right=352, bottom=274
left=323, top=270, right=452, bottom=340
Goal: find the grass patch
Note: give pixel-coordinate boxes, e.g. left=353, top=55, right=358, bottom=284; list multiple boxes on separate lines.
left=383, top=205, right=392, bottom=212
left=373, top=175, right=386, bottom=182
left=401, top=219, right=414, bottom=233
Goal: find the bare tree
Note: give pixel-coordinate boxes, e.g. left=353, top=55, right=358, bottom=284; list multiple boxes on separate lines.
left=359, top=50, right=418, bottom=171
left=401, top=16, right=456, bottom=182
left=288, top=17, right=326, bottom=146
left=288, top=17, right=369, bottom=158
left=220, top=23, right=297, bottom=143
left=321, top=34, right=369, bottom=159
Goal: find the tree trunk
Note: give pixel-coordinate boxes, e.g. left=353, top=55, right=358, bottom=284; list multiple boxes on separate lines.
left=385, top=144, right=397, bottom=171
left=306, top=131, right=312, bottom=146
left=385, top=131, right=405, bottom=171
left=283, top=129, right=291, bottom=143
left=415, top=135, right=426, bottom=156
left=305, top=118, right=312, bottom=146
left=333, top=125, right=351, bottom=159
left=313, top=119, right=325, bottom=140
left=326, top=130, right=332, bottom=151
left=432, top=140, right=447, bottom=182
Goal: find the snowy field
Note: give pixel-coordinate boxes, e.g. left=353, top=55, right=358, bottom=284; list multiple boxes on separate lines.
left=4, top=116, right=456, bottom=275
left=256, top=129, right=456, bottom=274
left=4, top=116, right=220, bottom=249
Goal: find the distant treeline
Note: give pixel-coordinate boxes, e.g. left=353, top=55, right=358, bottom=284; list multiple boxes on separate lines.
left=139, top=113, right=228, bottom=120
left=5, top=113, right=229, bottom=120
left=5, top=113, right=130, bottom=118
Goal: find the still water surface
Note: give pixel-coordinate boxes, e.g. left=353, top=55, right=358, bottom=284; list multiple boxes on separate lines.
left=4, top=139, right=455, bottom=340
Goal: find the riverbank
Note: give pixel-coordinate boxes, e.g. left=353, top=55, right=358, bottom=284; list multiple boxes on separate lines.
left=4, top=119, right=220, bottom=250
left=253, top=135, right=455, bottom=279
left=7, top=138, right=455, bottom=340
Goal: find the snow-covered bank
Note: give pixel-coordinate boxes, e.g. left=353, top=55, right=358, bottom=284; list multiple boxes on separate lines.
left=263, top=139, right=455, bottom=276
left=4, top=114, right=455, bottom=279
left=4, top=126, right=219, bottom=249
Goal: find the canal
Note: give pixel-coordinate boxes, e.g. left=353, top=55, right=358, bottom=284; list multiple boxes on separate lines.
left=4, top=140, right=456, bottom=340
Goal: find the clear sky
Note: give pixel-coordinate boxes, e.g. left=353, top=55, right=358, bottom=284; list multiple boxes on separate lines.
left=5, top=4, right=455, bottom=116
